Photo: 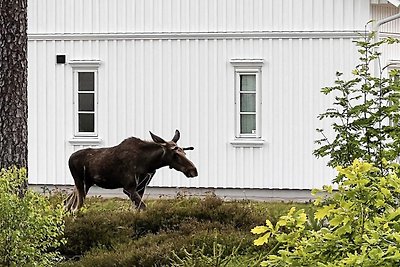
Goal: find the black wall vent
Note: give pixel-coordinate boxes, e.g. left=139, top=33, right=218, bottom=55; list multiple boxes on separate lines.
left=56, top=55, right=66, bottom=64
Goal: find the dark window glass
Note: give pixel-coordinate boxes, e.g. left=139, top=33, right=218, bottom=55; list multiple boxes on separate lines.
left=240, top=75, right=256, bottom=91
left=78, top=72, right=94, bottom=91
left=78, top=93, right=94, bottom=111
left=79, top=113, right=95, bottom=132
left=240, top=93, right=256, bottom=112
left=240, top=114, right=256, bottom=134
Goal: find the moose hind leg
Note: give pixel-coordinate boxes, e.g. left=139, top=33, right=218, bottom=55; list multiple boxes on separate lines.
left=123, top=187, right=146, bottom=210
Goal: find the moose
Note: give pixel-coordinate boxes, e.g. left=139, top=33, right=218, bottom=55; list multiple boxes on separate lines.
left=64, top=130, right=198, bottom=212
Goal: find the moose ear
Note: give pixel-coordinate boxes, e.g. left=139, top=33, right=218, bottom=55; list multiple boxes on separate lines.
left=150, top=131, right=166, bottom=143
left=171, top=129, right=180, bottom=143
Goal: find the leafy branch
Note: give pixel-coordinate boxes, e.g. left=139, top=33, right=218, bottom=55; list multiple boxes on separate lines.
left=314, top=32, right=400, bottom=177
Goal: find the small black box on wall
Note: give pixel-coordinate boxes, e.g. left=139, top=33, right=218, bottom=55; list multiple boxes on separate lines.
left=56, top=55, right=66, bottom=64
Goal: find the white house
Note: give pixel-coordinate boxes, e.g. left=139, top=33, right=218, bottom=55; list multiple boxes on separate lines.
left=27, top=0, right=400, bottom=199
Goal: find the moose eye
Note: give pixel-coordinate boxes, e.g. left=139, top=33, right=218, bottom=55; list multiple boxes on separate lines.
left=173, top=147, right=179, bottom=151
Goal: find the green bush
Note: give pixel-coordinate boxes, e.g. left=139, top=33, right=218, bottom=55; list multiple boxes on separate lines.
left=60, top=227, right=257, bottom=267
left=57, top=194, right=296, bottom=266
left=0, top=167, right=65, bottom=266
left=59, top=232, right=185, bottom=267
left=60, top=194, right=270, bottom=256
left=253, top=33, right=400, bottom=266
left=130, top=195, right=267, bottom=236
left=60, top=210, right=136, bottom=257
left=252, top=160, right=400, bottom=266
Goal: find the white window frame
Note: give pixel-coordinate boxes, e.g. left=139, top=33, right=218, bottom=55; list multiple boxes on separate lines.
left=230, top=59, right=264, bottom=146
left=69, top=60, right=101, bottom=139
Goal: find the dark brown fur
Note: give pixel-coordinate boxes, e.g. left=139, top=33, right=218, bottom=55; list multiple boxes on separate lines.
left=64, top=130, right=198, bottom=212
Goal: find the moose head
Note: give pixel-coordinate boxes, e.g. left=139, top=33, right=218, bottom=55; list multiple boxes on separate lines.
left=149, top=130, right=198, bottom=178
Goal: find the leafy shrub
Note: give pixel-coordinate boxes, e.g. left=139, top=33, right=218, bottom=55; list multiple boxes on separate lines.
left=252, top=160, right=400, bottom=266
left=0, top=167, right=65, bottom=266
left=253, top=32, right=400, bottom=266
left=314, top=32, right=400, bottom=175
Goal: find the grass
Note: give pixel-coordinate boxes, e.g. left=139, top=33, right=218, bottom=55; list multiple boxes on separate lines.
left=54, top=193, right=310, bottom=266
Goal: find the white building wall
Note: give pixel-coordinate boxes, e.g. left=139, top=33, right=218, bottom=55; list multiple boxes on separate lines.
left=372, top=4, right=400, bottom=33
left=28, top=0, right=369, bottom=34
left=27, top=36, right=361, bottom=189
left=27, top=0, right=400, bottom=190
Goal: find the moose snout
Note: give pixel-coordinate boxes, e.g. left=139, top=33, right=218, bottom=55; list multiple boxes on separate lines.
left=185, top=167, right=198, bottom=178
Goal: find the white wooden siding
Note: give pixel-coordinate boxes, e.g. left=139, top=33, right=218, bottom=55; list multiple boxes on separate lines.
left=27, top=37, right=361, bottom=189
left=372, top=4, right=400, bottom=34
left=28, top=0, right=370, bottom=34
left=26, top=0, right=400, bottom=190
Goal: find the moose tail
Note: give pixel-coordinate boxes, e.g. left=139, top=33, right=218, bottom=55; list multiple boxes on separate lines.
left=64, top=186, right=85, bottom=212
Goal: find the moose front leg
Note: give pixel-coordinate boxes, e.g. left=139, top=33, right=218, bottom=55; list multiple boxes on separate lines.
left=136, top=172, right=155, bottom=199
left=123, top=187, right=146, bottom=210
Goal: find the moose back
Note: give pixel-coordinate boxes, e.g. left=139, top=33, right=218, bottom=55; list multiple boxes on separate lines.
left=65, top=130, right=198, bottom=212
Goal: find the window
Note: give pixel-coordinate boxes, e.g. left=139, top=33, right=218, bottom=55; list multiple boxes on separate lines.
left=69, top=60, right=101, bottom=138
left=230, top=59, right=264, bottom=146
left=238, top=74, right=257, bottom=135
left=76, top=72, right=96, bottom=134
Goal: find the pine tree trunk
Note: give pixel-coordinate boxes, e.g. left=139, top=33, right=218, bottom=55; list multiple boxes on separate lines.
left=0, top=0, right=28, bottom=169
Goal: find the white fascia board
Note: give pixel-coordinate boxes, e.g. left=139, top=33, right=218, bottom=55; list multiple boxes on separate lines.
left=28, top=31, right=361, bottom=41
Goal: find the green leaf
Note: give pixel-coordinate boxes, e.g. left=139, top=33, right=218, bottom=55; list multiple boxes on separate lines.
left=254, top=232, right=271, bottom=246
left=323, top=185, right=333, bottom=194
left=387, top=208, right=400, bottom=221
left=276, top=233, right=290, bottom=243
left=376, top=199, right=385, bottom=207
left=315, top=204, right=336, bottom=221
left=251, top=226, right=269, bottom=235
left=296, top=211, right=307, bottom=227
left=381, top=187, right=391, bottom=198
left=336, top=222, right=352, bottom=236
left=392, top=232, right=400, bottom=243
left=311, top=188, right=320, bottom=196
left=265, top=219, right=274, bottom=230
left=329, top=215, right=344, bottom=227
left=385, top=250, right=400, bottom=260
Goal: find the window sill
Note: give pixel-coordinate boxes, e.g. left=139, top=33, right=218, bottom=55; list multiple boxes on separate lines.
left=230, top=139, right=265, bottom=147
left=68, top=137, right=102, bottom=145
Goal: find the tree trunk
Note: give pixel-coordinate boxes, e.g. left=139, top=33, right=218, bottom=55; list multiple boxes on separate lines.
left=0, top=0, right=28, bottom=169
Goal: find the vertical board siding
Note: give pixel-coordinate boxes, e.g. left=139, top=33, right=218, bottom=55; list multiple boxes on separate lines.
left=372, top=4, right=400, bottom=34
left=28, top=37, right=360, bottom=189
left=27, top=0, right=400, bottom=190
left=28, top=0, right=370, bottom=34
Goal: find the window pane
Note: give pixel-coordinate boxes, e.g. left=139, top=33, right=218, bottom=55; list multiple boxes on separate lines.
left=78, top=93, right=94, bottom=111
left=78, top=72, right=94, bottom=91
left=240, top=75, right=256, bottom=91
left=240, top=114, right=256, bottom=134
left=240, top=93, right=256, bottom=112
left=79, top=113, right=95, bottom=132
